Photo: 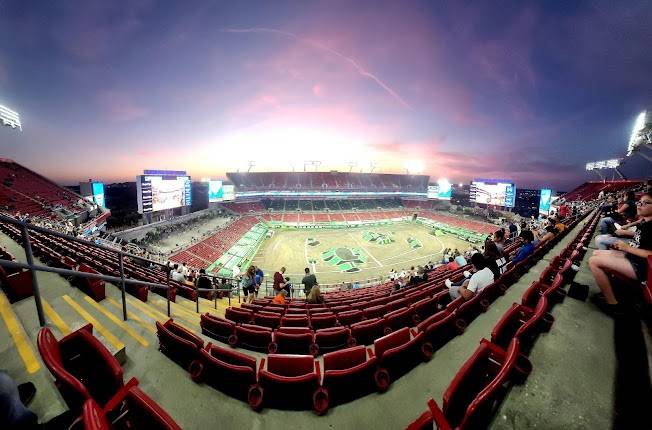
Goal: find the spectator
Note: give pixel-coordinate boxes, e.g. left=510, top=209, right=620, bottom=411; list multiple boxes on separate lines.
left=511, top=230, right=536, bottom=264
left=534, top=225, right=556, bottom=246
left=446, top=253, right=494, bottom=300
left=254, top=267, right=264, bottom=297
left=306, top=285, right=324, bottom=304
left=0, top=371, right=37, bottom=428
left=493, top=229, right=506, bottom=254
left=171, top=265, right=185, bottom=282
left=595, top=218, right=641, bottom=250
left=508, top=221, right=518, bottom=239
left=599, top=191, right=637, bottom=234
left=273, top=267, right=289, bottom=294
left=454, top=252, right=467, bottom=267
left=446, top=257, right=459, bottom=271
left=181, top=262, right=189, bottom=278
left=301, top=267, right=318, bottom=297
left=397, top=269, right=407, bottom=289
left=195, top=268, right=212, bottom=293
left=589, top=191, right=652, bottom=316
left=272, top=289, right=288, bottom=305
left=483, top=241, right=503, bottom=279
left=240, top=265, right=257, bottom=303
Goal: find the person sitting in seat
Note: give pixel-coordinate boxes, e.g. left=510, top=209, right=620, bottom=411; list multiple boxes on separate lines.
left=534, top=224, right=556, bottom=247
left=446, top=253, right=494, bottom=300
left=171, top=264, right=185, bottom=282
left=196, top=268, right=211, bottom=292
left=511, top=230, right=536, bottom=264
left=595, top=218, right=641, bottom=250
left=588, top=191, right=652, bottom=316
left=598, top=191, right=637, bottom=234
left=493, top=229, right=507, bottom=254
left=306, top=285, right=324, bottom=304
left=446, top=257, right=459, bottom=271
left=272, top=289, right=288, bottom=305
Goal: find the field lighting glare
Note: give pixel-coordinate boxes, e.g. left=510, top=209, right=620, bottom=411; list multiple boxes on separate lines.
left=437, top=178, right=451, bottom=193
left=0, top=104, right=21, bottom=130
left=627, top=110, right=651, bottom=156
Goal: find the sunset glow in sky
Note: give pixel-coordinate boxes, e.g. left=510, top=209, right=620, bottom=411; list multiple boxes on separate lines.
left=0, top=1, right=650, bottom=190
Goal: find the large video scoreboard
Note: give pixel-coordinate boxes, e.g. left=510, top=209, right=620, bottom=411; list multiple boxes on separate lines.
left=137, top=170, right=192, bottom=214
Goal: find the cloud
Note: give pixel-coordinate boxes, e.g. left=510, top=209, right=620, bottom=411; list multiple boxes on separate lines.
left=97, top=90, right=149, bottom=122
left=221, top=27, right=412, bottom=110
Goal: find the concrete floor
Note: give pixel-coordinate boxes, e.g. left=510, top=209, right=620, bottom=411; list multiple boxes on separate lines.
left=1, top=215, right=644, bottom=429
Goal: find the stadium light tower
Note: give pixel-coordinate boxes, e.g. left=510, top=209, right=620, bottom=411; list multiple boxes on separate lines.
left=585, top=159, right=625, bottom=180
left=347, top=162, right=357, bottom=172
left=0, top=104, right=22, bottom=131
left=247, top=161, right=256, bottom=172
left=626, top=110, right=652, bottom=162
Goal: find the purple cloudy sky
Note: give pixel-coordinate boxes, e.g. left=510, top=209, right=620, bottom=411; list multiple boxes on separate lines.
left=0, top=0, right=650, bottom=191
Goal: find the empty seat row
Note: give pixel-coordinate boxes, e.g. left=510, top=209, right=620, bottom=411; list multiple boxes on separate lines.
left=157, top=319, right=430, bottom=414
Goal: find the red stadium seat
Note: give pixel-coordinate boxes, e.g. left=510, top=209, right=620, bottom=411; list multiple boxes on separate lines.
left=189, top=343, right=257, bottom=401
left=491, top=298, right=554, bottom=353
left=409, top=293, right=443, bottom=325
left=363, top=304, right=387, bottom=320
left=233, top=324, right=273, bottom=352
left=250, top=354, right=326, bottom=414
left=322, top=345, right=379, bottom=408
left=199, top=313, right=235, bottom=344
left=350, top=317, right=385, bottom=346
left=156, top=320, right=204, bottom=371
left=37, top=325, right=124, bottom=413
left=80, top=387, right=182, bottom=430
left=225, top=307, right=254, bottom=324
left=311, top=313, right=337, bottom=330
left=418, top=311, right=465, bottom=353
left=382, top=307, right=412, bottom=334
left=281, top=315, right=310, bottom=328
left=271, top=327, right=315, bottom=356
left=429, top=339, right=531, bottom=430
left=253, top=311, right=282, bottom=329
left=76, top=264, right=106, bottom=302
left=314, top=327, right=354, bottom=354
left=373, top=327, right=428, bottom=391
left=0, top=265, right=33, bottom=303
left=336, top=309, right=364, bottom=326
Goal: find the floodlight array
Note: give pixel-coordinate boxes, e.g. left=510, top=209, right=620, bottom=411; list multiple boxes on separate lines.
left=585, top=159, right=621, bottom=171
left=0, top=104, right=21, bottom=130
left=627, top=110, right=650, bottom=156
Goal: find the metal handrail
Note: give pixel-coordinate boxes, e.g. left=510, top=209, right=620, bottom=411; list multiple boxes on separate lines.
left=0, top=214, right=237, bottom=326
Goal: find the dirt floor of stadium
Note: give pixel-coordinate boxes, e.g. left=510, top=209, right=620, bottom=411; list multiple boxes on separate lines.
left=250, top=221, right=474, bottom=285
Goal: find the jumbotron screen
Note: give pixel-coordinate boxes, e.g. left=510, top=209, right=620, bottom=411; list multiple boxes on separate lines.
left=137, top=171, right=192, bottom=213
left=470, top=179, right=515, bottom=207
left=208, top=181, right=235, bottom=202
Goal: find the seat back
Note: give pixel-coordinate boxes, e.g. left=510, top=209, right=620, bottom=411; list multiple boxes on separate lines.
left=207, top=343, right=256, bottom=370
left=374, top=327, right=411, bottom=358
left=225, top=307, right=253, bottom=324
left=323, top=345, right=366, bottom=371
left=266, top=354, right=315, bottom=377
left=38, top=327, right=92, bottom=409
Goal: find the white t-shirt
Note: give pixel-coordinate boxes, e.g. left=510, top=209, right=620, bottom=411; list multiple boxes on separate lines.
left=171, top=270, right=185, bottom=282
left=467, top=267, right=494, bottom=293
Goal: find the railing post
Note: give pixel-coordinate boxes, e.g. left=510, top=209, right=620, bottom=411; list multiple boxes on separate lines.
left=195, top=282, right=200, bottom=313
left=166, top=268, right=171, bottom=317
left=20, top=224, right=46, bottom=327
left=118, top=253, right=128, bottom=321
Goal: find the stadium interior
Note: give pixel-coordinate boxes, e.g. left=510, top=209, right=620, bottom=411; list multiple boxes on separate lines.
left=0, top=157, right=650, bottom=429
left=1, top=4, right=651, bottom=428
